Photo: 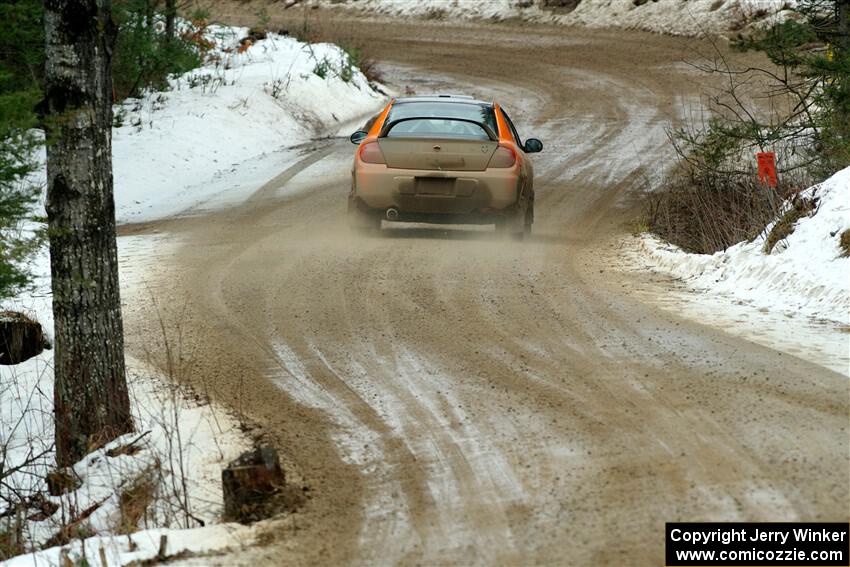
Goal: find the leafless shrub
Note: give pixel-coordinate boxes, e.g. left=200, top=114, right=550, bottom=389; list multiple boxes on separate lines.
left=0, top=357, right=54, bottom=546
left=117, top=465, right=158, bottom=534
left=644, top=29, right=830, bottom=255
left=357, top=57, right=384, bottom=84
left=0, top=514, right=24, bottom=561
left=676, top=20, right=848, bottom=182
left=644, top=168, right=806, bottom=254
left=136, top=304, right=207, bottom=530
left=131, top=292, right=248, bottom=532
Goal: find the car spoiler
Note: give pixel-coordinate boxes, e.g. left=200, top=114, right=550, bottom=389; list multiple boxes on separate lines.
left=378, top=116, right=498, bottom=141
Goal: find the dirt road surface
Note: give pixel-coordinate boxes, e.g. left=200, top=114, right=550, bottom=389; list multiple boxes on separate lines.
left=120, top=17, right=849, bottom=566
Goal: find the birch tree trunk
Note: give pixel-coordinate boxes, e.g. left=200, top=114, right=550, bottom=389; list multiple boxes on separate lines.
left=43, top=0, right=133, bottom=467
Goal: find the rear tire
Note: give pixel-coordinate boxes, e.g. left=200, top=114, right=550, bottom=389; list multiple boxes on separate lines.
left=496, top=201, right=532, bottom=241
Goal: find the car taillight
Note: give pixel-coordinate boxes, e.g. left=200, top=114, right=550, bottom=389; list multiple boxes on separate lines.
left=487, top=145, right=516, bottom=168
left=359, top=141, right=386, bottom=164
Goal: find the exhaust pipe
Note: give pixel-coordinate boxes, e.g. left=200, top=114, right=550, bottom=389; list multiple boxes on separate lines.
left=386, top=208, right=399, bottom=221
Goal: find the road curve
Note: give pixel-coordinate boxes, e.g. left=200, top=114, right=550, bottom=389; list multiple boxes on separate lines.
left=120, top=18, right=849, bottom=566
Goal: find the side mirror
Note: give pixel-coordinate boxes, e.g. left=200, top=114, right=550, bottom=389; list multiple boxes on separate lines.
left=524, top=138, right=543, bottom=153
left=349, top=130, right=368, bottom=145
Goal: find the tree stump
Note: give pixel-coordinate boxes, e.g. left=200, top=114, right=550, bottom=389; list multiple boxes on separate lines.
left=222, top=447, right=285, bottom=523
left=0, top=311, right=44, bottom=365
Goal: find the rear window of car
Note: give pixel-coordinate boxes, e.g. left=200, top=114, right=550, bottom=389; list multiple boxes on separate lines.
left=385, top=102, right=498, bottom=137
left=384, top=118, right=492, bottom=140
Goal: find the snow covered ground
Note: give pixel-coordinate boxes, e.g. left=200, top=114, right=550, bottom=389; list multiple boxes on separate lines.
left=1, top=24, right=387, bottom=566
left=112, top=25, right=386, bottom=223
left=21, top=26, right=386, bottom=225
left=1, top=245, right=255, bottom=565
left=326, top=0, right=794, bottom=37
left=641, top=167, right=849, bottom=325
left=632, top=167, right=850, bottom=374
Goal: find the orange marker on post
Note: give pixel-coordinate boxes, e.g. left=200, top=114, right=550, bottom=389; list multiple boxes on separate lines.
left=757, top=152, right=777, bottom=188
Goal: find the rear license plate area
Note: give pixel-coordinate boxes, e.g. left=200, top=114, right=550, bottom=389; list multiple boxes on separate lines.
left=416, top=177, right=455, bottom=196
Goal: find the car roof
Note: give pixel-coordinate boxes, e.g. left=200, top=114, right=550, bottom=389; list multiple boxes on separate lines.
left=392, top=94, right=493, bottom=107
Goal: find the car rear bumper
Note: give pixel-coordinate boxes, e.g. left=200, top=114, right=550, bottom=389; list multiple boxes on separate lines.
left=351, top=163, right=521, bottom=218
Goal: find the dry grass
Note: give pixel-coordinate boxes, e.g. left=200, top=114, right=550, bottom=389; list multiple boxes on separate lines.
left=44, top=515, right=98, bottom=548
left=357, top=57, right=384, bottom=84
left=539, top=0, right=582, bottom=11
left=422, top=7, right=447, bottom=20
left=645, top=170, right=791, bottom=254
left=839, top=229, right=850, bottom=257
left=45, top=469, right=81, bottom=497
left=0, top=521, right=24, bottom=561
left=117, top=465, right=159, bottom=534
left=763, top=195, right=816, bottom=253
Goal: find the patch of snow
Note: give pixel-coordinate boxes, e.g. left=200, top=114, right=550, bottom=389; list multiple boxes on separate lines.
left=640, top=167, right=849, bottom=325
left=1, top=241, right=252, bottom=562
left=2, top=523, right=256, bottom=567
left=564, top=0, right=794, bottom=36
left=632, top=167, right=850, bottom=374
left=21, top=25, right=387, bottom=225
left=111, top=28, right=386, bottom=223
left=323, top=0, right=795, bottom=37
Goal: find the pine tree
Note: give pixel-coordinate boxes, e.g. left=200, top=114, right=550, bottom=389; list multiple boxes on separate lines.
left=0, top=0, right=44, bottom=299
left=735, top=0, right=850, bottom=175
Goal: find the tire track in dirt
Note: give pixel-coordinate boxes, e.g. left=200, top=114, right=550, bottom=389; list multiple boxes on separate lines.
left=121, top=17, right=849, bottom=566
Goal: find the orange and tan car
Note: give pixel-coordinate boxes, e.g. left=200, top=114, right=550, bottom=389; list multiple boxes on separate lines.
left=347, top=94, right=543, bottom=239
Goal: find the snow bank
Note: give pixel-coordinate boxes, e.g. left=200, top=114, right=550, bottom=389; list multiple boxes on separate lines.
left=326, top=0, right=794, bottom=37
left=562, top=0, right=792, bottom=36
left=112, top=25, right=386, bottom=223
left=0, top=246, right=254, bottom=563
left=640, top=167, right=850, bottom=325
left=2, top=524, right=256, bottom=567
left=19, top=26, right=386, bottom=224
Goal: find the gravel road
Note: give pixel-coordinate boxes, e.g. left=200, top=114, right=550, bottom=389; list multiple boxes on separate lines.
left=120, top=16, right=849, bottom=566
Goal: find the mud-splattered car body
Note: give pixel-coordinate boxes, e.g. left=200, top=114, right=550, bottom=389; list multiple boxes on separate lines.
left=347, top=94, right=543, bottom=239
